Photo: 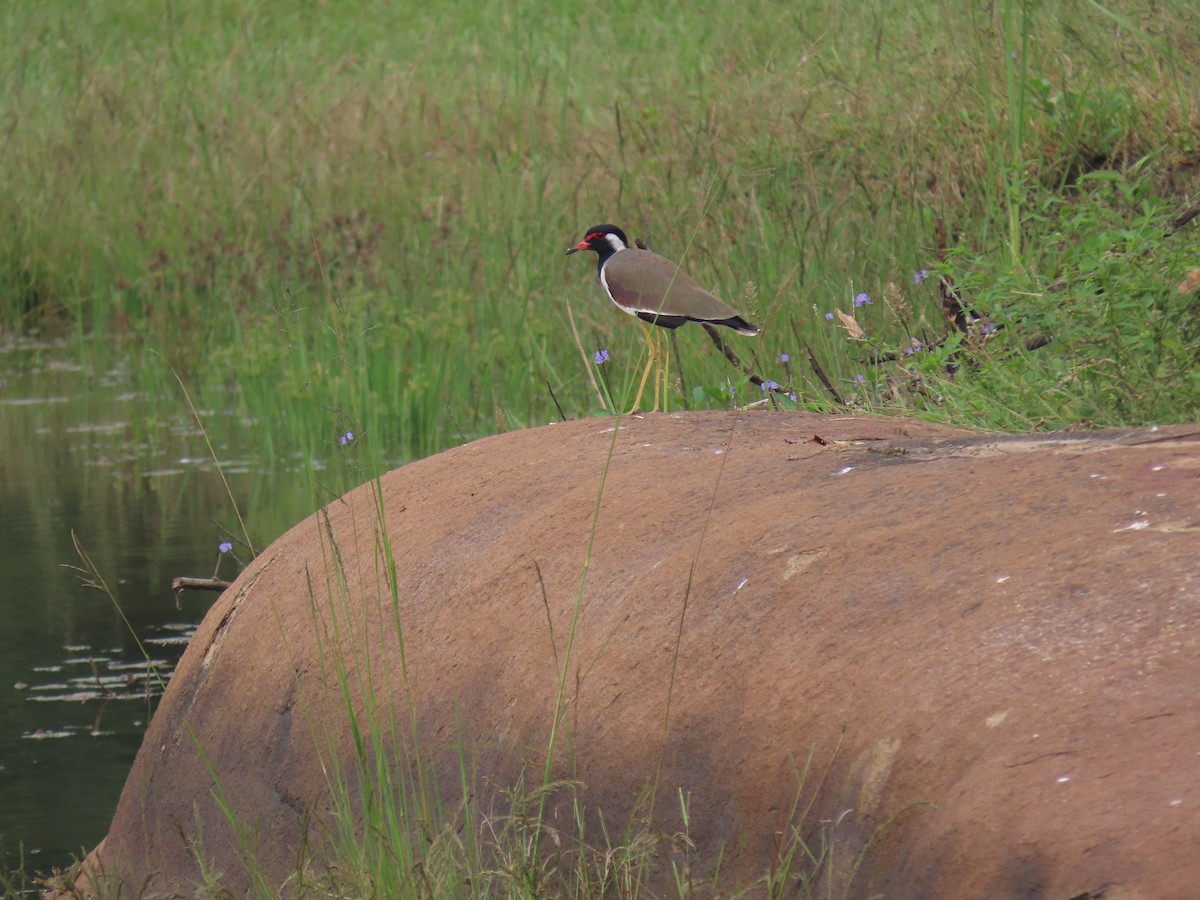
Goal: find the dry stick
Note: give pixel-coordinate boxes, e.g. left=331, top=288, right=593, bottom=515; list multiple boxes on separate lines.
left=171, top=575, right=233, bottom=594
left=804, top=343, right=846, bottom=405
left=931, top=216, right=1053, bottom=354
left=701, top=322, right=760, bottom=384
left=939, top=272, right=979, bottom=335
left=545, top=380, right=566, bottom=421
left=668, top=331, right=690, bottom=410
left=779, top=316, right=846, bottom=404
left=702, top=322, right=795, bottom=409
left=943, top=219, right=1052, bottom=351
left=1165, top=197, right=1200, bottom=236
left=931, top=215, right=978, bottom=334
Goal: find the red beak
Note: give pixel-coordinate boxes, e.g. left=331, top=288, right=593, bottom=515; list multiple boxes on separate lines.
left=564, top=240, right=589, bottom=256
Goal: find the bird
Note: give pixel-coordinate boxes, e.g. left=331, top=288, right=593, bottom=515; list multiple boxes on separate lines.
left=565, top=224, right=759, bottom=412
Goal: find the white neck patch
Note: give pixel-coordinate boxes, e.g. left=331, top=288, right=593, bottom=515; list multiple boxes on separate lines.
left=605, top=232, right=628, bottom=254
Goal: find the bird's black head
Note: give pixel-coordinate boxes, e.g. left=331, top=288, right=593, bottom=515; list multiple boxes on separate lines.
left=564, top=224, right=629, bottom=259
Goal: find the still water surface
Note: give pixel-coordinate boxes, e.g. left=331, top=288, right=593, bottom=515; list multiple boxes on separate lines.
left=0, top=339, right=338, bottom=878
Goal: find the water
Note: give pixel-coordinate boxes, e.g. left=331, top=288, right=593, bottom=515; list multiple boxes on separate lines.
left=0, top=338, right=324, bottom=879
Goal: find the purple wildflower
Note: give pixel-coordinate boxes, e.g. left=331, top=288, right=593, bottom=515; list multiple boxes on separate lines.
left=913, top=268, right=930, bottom=284
left=219, top=541, right=233, bottom=554
left=780, top=352, right=790, bottom=363
left=593, top=348, right=610, bottom=364
left=825, top=311, right=835, bottom=320
left=339, top=431, right=354, bottom=445
left=760, top=380, right=780, bottom=391
left=854, top=292, right=872, bottom=307
left=853, top=373, right=866, bottom=384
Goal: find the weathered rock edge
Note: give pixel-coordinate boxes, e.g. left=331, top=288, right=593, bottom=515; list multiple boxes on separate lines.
left=71, top=411, right=1200, bottom=897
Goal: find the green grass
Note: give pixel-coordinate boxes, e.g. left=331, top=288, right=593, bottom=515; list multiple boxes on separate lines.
left=3, top=0, right=1196, bottom=467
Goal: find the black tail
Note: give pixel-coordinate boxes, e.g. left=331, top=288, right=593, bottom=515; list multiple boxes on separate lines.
left=712, top=315, right=759, bottom=336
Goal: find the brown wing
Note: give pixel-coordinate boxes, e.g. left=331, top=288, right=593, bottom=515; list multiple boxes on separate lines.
left=602, top=250, right=756, bottom=333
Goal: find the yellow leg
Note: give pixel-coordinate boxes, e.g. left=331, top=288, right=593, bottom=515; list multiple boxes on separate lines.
left=658, top=329, right=670, bottom=413
left=649, top=325, right=661, bottom=412
left=630, top=323, right=674, bottom=413
left=630, top=321, right=656, bottom=413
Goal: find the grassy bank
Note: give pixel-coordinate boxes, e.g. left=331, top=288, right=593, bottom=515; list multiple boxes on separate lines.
left=3, top=0, right=1197, bottom=467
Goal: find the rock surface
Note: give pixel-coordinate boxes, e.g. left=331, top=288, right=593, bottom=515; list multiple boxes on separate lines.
left=72, top=411, right=1200, bottom=897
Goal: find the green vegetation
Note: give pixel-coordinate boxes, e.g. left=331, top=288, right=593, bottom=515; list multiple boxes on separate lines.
left=3, top=0, right=1196, bottom=474
left=4, top=0, right=1199, bottom=894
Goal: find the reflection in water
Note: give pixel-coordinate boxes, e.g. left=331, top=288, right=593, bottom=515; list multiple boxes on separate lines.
left=18, top=624, right=194, bottom=730
left=0, top=339, right=339, bottom=878
left=18, top=647, right=187, bottom=754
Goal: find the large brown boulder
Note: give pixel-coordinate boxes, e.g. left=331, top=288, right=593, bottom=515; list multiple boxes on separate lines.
left=71, top=411, right=1200, bottom=897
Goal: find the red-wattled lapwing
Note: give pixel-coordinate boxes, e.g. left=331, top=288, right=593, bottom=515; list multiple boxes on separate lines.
left=565, top=224, right=759, bottom=412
